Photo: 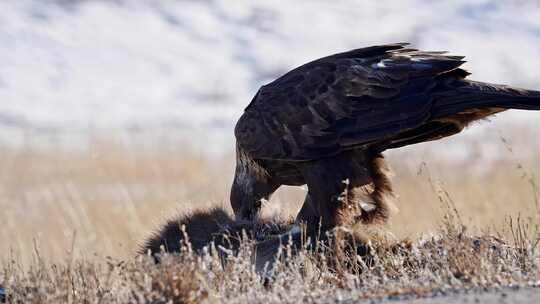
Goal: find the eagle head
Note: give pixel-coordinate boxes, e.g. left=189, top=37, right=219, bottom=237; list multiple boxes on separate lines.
left=230, top=145, right=276, bottom=222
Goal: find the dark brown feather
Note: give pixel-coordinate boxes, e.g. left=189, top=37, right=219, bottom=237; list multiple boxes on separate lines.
left=236, top=44, right=540, bottom=161
left=236, top=44, right=470, bottom=161
left=232, top=43, right=540, bottom=234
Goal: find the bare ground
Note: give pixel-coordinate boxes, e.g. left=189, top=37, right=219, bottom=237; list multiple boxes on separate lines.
left=378, top=286, right=540, bottom=304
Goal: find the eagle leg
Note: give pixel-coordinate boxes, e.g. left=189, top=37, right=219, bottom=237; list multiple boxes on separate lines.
left=296, top=151, right=395, bottom=235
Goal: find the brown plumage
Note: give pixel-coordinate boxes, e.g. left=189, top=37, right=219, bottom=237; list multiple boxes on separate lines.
left=231, top=43, right=540, bottom=234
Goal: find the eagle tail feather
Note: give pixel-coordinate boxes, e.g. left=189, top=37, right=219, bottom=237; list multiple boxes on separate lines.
left=433, top=80, right=540, bottom=118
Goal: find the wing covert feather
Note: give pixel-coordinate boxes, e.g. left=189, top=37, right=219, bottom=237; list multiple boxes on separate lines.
left=235, top=44, right=467, bottom=161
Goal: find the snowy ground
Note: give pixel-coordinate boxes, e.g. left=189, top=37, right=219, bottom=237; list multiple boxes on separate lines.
left=1, top=0, right=539, bottom=156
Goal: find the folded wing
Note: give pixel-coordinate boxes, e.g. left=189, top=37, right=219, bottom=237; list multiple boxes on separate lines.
left=235, top=43, right=468, bottom=161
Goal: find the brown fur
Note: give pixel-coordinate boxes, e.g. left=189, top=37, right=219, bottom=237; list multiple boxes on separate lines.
left=139, top=207, right=296, bottom=270
left=139, top=207, right=376, bottom=273
left=139, top=207, right=236, bottom=256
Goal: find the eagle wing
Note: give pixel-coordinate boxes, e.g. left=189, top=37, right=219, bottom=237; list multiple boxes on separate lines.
left=235, top=43, right=467, bottom=161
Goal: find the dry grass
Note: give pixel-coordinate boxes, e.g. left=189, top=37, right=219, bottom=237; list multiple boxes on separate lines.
left=1, top=204, right=539, bottom=303
left=0, top=138, right=231, bottom=265
left=1, top=132, right=540, bottom=302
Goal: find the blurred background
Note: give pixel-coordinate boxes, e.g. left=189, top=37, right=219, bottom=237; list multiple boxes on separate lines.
left=1, top=0, right=539, bottom=265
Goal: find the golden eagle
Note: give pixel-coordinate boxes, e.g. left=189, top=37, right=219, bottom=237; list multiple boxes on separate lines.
left=231, top=43, right=540, bottom=234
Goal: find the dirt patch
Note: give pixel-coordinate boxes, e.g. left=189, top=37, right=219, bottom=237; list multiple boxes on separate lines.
left=382, top=287, right=540, bottom=304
